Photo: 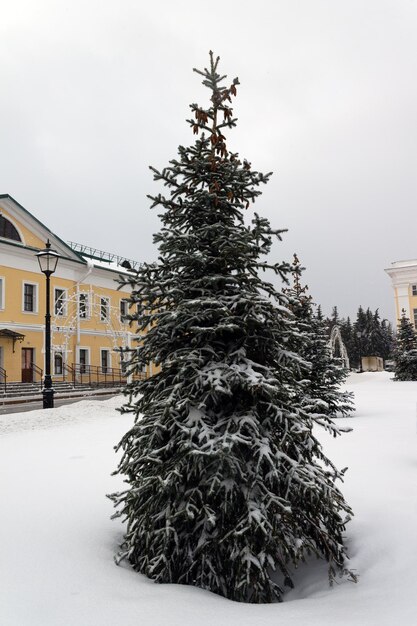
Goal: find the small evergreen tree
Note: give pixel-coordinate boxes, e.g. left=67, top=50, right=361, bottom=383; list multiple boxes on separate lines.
left=340, top=317, right=355, bottom=365
left=282, top=254, right=313, bottom=387
left=286, top=256, right=354, bottom=418
left=380, top=319, right=395, bottom=363
left=110, top=53, right=354, bottom=603
left=368, top=309, right=382, bottom=356
left=311, top=312, right=354, bottom=418
left=394, top=310, right=417, bottom=380
left=330, top=306, right=340, bottom=331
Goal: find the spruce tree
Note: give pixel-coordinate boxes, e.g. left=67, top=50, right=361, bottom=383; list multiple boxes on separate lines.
left=352, top=306, right=368, bottom=369
left=330, top=306, right=340, bottom=330
left=341, top=316, right=355, bottom=366
left=380, top=319, right=394, bottom=363
left=110, top=53, right=354, bottom=603
left=282, top=254, right=313, bottom=387
left=394, top=310, right=417, bottom=380
left=312, top=309, right=354, bottom=418
left=286, top=255, right=354, bottom=418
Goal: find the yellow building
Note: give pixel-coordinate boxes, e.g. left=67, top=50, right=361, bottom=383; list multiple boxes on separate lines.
left=0, top=194, right=143, bottom=385
left=385, top=259, right=417, bottom=328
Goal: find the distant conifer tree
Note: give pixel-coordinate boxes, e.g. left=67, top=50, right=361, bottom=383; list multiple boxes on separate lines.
left=380, top=318, right=395, bottom=363
left=394, top=310, right=417, bottom=380
left=325, top=307, right=394, bottom=369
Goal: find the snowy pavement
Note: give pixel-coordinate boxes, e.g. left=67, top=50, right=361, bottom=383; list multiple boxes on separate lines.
left=0, top=393, right=117, bottom=416
left=1, top=373, right=417, bottom=625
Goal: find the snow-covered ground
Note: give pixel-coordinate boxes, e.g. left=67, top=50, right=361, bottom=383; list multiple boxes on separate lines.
left=1, top=372, right=417, bottom=625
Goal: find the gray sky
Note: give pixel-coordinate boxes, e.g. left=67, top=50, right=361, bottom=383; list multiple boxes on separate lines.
left=1, top=0, right=416, bottom=323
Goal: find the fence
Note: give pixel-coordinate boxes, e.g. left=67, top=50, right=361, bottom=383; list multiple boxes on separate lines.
left=63, top=363, right=133, bottom=387
left=30, top=362, right=44, bottom=387
left=0, top=366, right=7, bottom=392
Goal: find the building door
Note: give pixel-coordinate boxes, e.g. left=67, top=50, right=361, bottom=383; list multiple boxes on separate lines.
left=22, top=348, right=34, bottom=382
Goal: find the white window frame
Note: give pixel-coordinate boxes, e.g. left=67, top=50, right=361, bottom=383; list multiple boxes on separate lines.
left=412, top=285, right=417, bottom=297
left=78, top=292, right=90, bottom=319
left=100, top=296, right=110, bottom=322
left=54, top=287, right=67, bottom=317
left=0, top=276, right=5, bottom=310
left=22, top=281, right=39, bottom=314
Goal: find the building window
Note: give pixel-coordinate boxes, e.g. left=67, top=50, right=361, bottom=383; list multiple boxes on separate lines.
left=54, top=352, right=63, bottom=375
left=0, top=277, right=4, bottom=310
left=120, top=299, right=129, bottom=322
left=101, top=349, right=110, bottom=373
left=0, top=215, right=21, bottom=242
left=100, top=297, right=110, bottom=321
left=413, top=309, right=417, bottom=329
left=78, top=348, right=89, bottom=373
left=412, top=285, right=417, bottom=296
left=78, top=293, right=89, bottom=319
left=54, top=288, right=66, bottom=316
left=23, top=283, right=37, bottom=312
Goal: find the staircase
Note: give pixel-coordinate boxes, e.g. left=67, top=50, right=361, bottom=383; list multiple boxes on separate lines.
left=0, top=380, right=125, bottom=406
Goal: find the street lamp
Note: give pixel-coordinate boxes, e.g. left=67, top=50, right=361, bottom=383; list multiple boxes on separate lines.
left=36, top=240, right=60, bottom=408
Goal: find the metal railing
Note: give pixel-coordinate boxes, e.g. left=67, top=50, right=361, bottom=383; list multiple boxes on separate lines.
left=0, top=366, right=7, bottom=392
left=67, top=241, right=142, bottom=271
left=30, top=362, right=44, bottom=387
left=62, top=363, right=76, bottom=385
left=68, top=363, right=129, bottom=387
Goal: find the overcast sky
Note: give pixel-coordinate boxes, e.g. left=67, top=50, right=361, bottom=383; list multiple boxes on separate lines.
left=1, top=0, right=416, bottom=322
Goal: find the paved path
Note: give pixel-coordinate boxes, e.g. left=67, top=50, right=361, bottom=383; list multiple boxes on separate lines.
left=0, top=392, right=118, bottom=415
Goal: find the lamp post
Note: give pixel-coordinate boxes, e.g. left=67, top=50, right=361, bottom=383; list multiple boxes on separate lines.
left=36, top=240, right=60, bottom=408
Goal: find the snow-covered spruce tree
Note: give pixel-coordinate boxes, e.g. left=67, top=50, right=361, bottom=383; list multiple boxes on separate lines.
left=285, top=255, right=354, bottom=418
left=394, top=310, right=417, bottom=381
left=380, top=318, right=395, bottom=364
left=110, top=53, right=354, bottom=603
left=311, top=308, right=354, bottom=418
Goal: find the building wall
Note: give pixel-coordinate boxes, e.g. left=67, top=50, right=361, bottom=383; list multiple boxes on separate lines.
left=0, top=205, right=45, bottom=249
left=362, top=356, right=384, bottom=372
left=0, top=266, right=136, bottom=382
left=0, top=195, right=140, bottom=383
left=385, top=260, right=417, bottom=329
